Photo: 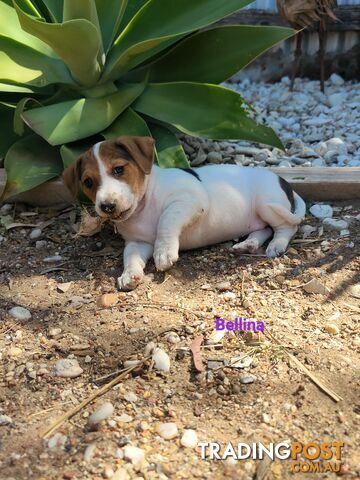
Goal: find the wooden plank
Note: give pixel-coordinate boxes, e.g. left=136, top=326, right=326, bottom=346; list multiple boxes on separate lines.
left=269, top=167, right=360, bottom=201
left=220, top=6, right=360, bottom=32
left=0, top=167, right=359, bottom=207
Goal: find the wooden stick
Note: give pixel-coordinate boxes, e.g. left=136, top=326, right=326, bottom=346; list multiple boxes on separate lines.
left=42, top=361, right=146, bottom=439
left=265, top=331, right=342, bottom=403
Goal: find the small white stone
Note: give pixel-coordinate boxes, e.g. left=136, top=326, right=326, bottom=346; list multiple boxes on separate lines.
left=324, top=323, right=340, bottom=335
left=328, top=92, right=346, bottom=108
left=303, top=278, right=329, bottom=295
left=207, top=329, right=227, bottom=345
left=157, top=422, right=178, bottom=440
left=144, top=341, right=156, bottom=357
left=9, top=306, right=32, bottom=321
left=0, top=414, right=13, bottom=425
left=262, top=413, right=271, bottom=424
left=43, top=255, right=63, bottom=263
left=111, top=468, right=129, bottom=480
left=350, top=284, right=360, bottom=299
left=116, top=414, right=133, bottom=423
left=325, top=138, right=347, bottom=156
left=123, top=445, right=145, bottom=466
left=47, top=433, right=67, bottom=450
left=329, top=73, right=344, bottom=86
left=29, top=228, right=42, bottom=240
left=152, top=348, right=170, bottom=372
left=83, top=443, right=97, bottom=462
left=54, top=358, right=83, bottom=378
left=180, top=429, right=198, bottom=448
left=300, top=225, right=317, bottom=238
left=323, top=218, right=349, bottom=231
left=124, top=392, right=138, bottom=403
left=88, top=402, right=114, bottom=427
left=310, top=204, right=333, bottom=219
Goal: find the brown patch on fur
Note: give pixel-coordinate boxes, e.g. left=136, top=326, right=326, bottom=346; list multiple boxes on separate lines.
left=80, top=149, right=100, bottom=203
left=98, top=143, right=145, bottom=198
left=62, top=136, right=155, bottom=203
left=278, top=176, right=295, bottom=213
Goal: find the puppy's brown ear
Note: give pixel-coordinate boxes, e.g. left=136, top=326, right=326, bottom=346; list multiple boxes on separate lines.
left=116, top=136, right=155, bottom=174
left=62, top=157, right=82, bottom=199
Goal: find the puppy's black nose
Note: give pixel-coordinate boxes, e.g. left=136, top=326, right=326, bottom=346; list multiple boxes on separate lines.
left=100, top=202, right=116, bottom=214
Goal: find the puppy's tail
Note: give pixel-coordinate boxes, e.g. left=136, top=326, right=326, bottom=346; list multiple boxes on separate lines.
left=267, top=193, right=306, bottom=226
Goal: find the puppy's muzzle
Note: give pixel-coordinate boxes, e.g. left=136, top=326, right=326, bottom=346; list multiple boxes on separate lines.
left=100, top=202, right=116, bottom=214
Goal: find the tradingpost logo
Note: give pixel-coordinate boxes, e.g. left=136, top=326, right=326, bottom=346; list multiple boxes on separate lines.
left=198, top=441, right=344, bottom=473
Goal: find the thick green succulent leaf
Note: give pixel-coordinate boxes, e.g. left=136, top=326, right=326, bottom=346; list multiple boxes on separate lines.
left=63, top=0, right=99, bottom=24
left=145, top=26, right=295, bottom=84
left=32, top=0, right=64, bottom=22
left=147, top=122, right=189, bottom=168
left=7, top=0, right=40, bottom=17
left=0, top=35, right=75, bottom=87
left=119, top=0, right=149, bottom=34
left=0, top=102, right=20, bottom=158
left=95, top=0, right=128, bottom=53
left=103, top=0, right=253, bottom=81
left=60, top=140, right=95, bottom=168
left=0, top=82, right=35, bottom=93
left=22, top=83, right=145, bottom=145
left=1, top=134, right=63, bottom=200
left=14, top=2, right=102, bottom=86
left=134, top=83, right=283, bottom=149
left=0, top=1, right=52, bottom=54
left=102, top=107, right=151, bottom=139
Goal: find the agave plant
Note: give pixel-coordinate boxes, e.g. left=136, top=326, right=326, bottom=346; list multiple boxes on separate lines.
left=0, top=0, right=294, bottom=200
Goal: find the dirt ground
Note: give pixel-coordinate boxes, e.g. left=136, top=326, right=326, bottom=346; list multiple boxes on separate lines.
left=0, top=200, right=359, bottom=480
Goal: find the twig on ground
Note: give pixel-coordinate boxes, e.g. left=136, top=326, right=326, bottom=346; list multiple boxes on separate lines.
left=265, top=330, right=342, bottom=403
left=42, top=360, right=147, bottom=439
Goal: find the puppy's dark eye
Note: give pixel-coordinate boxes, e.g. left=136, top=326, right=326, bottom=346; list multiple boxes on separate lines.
left=113, top=166, right=124, bottom=177
left=84, top=178, right=93, bottom=189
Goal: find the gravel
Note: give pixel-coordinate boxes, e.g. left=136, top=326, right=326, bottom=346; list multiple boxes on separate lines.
left=88, top=402, right=114, bottom=427
left=180, top=76, right=359, bottom=169
left=53, top=358, right=83, bottom=378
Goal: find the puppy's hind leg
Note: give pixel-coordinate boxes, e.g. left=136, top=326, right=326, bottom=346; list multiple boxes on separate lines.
left=232, top=227, right=273, bottom=254
left=266, top=225, right=297, bottom=258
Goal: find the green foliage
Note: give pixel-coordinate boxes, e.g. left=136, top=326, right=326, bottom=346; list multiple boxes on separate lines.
left=0, top=0, right=294, bottom=200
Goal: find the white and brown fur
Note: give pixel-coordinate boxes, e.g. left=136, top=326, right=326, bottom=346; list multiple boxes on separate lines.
left=63, top=136, right=306, bottom=290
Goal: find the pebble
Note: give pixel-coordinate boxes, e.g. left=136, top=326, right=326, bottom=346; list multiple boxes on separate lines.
left=83, top=443, right=97, bottom=462
left=157, top=422, right=178, bottom=440
left=239, top=374, right=257, bottom=384
left=7, top=346, right=23, bottom=358
left=207, top=329, right=227, bottom=345
left=123, top=445, right=145, bottom=466
left=104, top=465, right=115, bottom=479
left=96, top=293, right=118, bottom=308
left=324, top=323, right=340, bottom=335
left=116, top=414, right=133, bottom=423
left=9, top=306, right=32, bottom=321
left=303, top=278, right=329, bottom=295
left=207, top=152, right=222, bottom=163
left=29, top=228, right=42, bottom=240
left=111, top=469, right=129, bottom=480
left=54, top=359, right=83, bottom=378
left=0, top=414, right=13, bottom=425
left=180, top=429, right=198, bottom=448
left=325, top=138, right=347, bottom=156
left=124, top=392, right=138, bottom=403
left=35, top=240, right=46, bottom=249
left=49, top=327, right=62, bottom=337
left=300, top=225, right=317, bottom=238
left=309, top=204, right=333, bottom=219
left=349, top=284, right=360, bottom=299
left=47, top=433, right=67, bottom=450
left=323, top=218, right=349, bottom=231
left=88, top=402, right=114, bottom=427
left=152, top=348, right=171, bottom=372
left=43, top=255, right=64, bottom=263
left=215, top=281, right=232, bottom=291
left=230, top=356, right=253, bottom=368
left=329, top=73, right=345, bottom=86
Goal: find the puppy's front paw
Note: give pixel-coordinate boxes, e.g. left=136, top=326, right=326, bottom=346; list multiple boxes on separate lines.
left=117, top=269, right=144, bottom=291
left=153, top=246, right=179, bottom=272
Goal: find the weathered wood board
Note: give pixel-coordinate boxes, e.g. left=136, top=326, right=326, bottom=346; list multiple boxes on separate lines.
left=0, top=167, right=359, bottom=208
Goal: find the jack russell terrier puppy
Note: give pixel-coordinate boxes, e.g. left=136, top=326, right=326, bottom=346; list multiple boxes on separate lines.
left=63, top=136, right=306, bottom=291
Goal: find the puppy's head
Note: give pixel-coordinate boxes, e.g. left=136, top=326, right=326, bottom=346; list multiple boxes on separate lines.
left=62, top=136, right=155, bottom=221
